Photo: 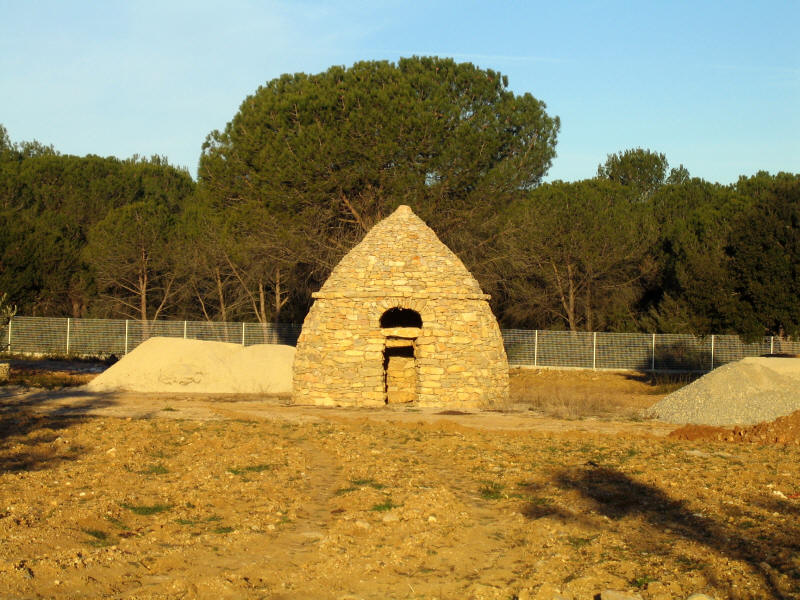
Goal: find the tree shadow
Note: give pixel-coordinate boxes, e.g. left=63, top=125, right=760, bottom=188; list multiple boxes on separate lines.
left=0, top=387, right=119, bottom=473
left=522, top=466, right=799, bottom=599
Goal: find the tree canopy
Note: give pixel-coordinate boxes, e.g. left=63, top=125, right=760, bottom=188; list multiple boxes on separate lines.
left=199, top=57, right=560, bottom=242
left=1, top=63, right=798, bottom=342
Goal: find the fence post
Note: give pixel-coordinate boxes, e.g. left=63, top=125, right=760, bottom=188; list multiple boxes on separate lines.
left=66, top=318, right=71, bottom=355
left=242, top=322, right=246, bottom=346
left=770, top=336, right=774, bottom=355
left=592, top=331, right=597, bottom=370
left=183, top=320, right=187, bottom=339
left=651, top=333, right=656, bottom=371
left=125, top=320, right=129, bottom=355
left=7, top=317, right=11, bottom=353
left=710, top=334, right=715, bottom=370
left=534, top=330, right=538, bottom=367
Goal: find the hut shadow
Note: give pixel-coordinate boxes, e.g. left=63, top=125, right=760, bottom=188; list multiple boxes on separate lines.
left=0, top=388, right=119, bottom=473
left=521, top=466, right=798, bottom=599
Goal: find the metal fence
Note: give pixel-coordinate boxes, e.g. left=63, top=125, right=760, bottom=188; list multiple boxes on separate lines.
left=0, top=317, right=301, bottom=357
left=501, top=329, right=799, bottom=371
left=2, top=316, right=799, bottom=373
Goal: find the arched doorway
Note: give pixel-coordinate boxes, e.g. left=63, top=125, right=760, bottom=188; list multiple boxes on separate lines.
left=380, top=308, right=421, bottom=403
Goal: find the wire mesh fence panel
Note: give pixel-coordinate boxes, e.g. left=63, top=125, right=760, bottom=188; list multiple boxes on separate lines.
left=243, top=322, right=302, bottom=346
left=712, top=335, right=772, bottom=367
left=596, top=332, right=653, bottom=370
left=653, top=334, right=711, bottom=371
left=68, top=318, right=127, bottom=356
left=774, top=338, right=800, bottom=356
left=125, top=320, right=184, bottom=353
left=0, top=324, right=8, bottom=351
left=537, top=330, right=594, bottom=368
left=7, top=316, right=69, bottom=355
left=501, top=329, right=539, bottom=366
left=184, top=321, right=244, bottom=344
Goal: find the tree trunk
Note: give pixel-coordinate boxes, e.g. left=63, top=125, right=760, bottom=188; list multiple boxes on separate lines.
left=566, top=264, right=577, bottom=332
left=585, top=282, right=593, bottom=332
left=215, top=268, right=228, bottom=322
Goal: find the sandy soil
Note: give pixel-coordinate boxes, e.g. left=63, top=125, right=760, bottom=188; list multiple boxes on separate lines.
left=1, top=370, right=799, bottom=599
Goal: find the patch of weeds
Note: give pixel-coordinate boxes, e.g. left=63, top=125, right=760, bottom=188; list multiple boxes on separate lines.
left=278, top=515, right=292, bottom=524
left=371, top=499, right=400, bottom=512
left=212, top=526, right=234, bottom=534
left=83, top=529, right=113, bottom=547
left=104, top=516, right=127, bottom=529
left=631, top=575, right=657, bottom=589
left=162, top=406, right=177, bottom=412
left=228, top=464, right=273, bottom=476
left=647, top=373, right=697, bottom=395
left=529, top=496, right=554, bottom=506
left=121, top=503, right=172, bottom=516
left=675, top=555, right=705, bottom=571
left=175, top=518, right=197, bottom=526
left=141, top=464, right=169, bottom=475
left=334, top=485, right=359, bottom=496
left=205, top=515, right=222, bottom=522
left=620, top=447, right=639, bottom=461
left=479, top=481, right=505, bottom=500
left=351, top=478, right=385, bottom=490
left=567, top=535, right=597, bottom=548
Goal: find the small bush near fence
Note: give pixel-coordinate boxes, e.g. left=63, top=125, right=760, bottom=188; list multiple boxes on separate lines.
left=1, top=317, right=799, bottom=373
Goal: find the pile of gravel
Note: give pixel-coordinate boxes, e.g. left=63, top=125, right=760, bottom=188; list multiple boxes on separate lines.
left=647, top=357, right=800, bottom=426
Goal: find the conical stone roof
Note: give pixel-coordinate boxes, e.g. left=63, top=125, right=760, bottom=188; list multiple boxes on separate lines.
left=314, top=205, right=487, bottom=300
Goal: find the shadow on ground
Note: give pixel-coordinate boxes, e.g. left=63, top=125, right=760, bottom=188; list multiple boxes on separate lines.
left=521, top=466, right=799, bottom=599
left=0, top=387, right=117, bottom=473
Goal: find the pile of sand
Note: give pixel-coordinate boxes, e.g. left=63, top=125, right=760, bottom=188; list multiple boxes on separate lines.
left=84, top=337, right=295, bottom=395
left=647, top=357, right=800, bottom=426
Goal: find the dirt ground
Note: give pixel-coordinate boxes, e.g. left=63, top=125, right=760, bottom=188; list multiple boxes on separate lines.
left=1, top=366, right=799, bottom=599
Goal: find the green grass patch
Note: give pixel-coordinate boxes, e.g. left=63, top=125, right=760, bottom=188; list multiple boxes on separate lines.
left=335, top=478, right=386, bottom=495
left=82, top=528, right=113, bottom=547
left=567, top=535, right=597, bottom=548
left=631, top=575, right=657, bottom=589
left=104, top=516, right=127, bottom=529
left=479, top=481, right=505, bottom=500
left=350, top=478, right=385, bottom=489
left=228, top=464, right=273, bottom=476
left=212, top=526, right=234, bottom=534
left=371, top=499, right=401, bottom=512
left=121, top=502, right=172, bottom=516
left=140, top=464, right=169, bottom=475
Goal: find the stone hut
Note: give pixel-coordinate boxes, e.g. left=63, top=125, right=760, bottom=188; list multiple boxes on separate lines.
left=292, top=205, right=509, bottom=408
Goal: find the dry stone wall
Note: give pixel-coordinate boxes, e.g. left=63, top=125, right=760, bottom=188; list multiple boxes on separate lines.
left=293, top=205, right=509, bottom=408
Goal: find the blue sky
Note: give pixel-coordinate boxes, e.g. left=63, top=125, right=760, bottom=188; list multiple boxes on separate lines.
left=1, top=0, right=798, bottom=184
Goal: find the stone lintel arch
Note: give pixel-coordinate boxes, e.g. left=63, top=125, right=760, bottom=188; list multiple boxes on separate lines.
left=375, top=298, right=429, bottom=327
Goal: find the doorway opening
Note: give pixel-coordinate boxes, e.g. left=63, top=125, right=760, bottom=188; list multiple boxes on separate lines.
left=380, top=308, right=421, bottom=404
left=384, top=339, right=416, bottom=404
